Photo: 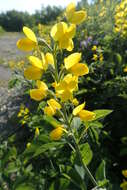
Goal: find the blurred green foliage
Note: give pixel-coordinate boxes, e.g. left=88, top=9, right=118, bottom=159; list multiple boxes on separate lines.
left=0, top=6, right=62, bottom=32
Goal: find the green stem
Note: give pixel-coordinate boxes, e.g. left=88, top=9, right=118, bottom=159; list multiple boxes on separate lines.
left=62, top=107, right=98, bottom=188
left=53, top=50, right=59, bottom=83
left=73, top=135, right=98, bottom=187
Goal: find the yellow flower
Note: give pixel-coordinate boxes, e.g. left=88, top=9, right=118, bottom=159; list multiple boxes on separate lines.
left=50, top=126, right=64, bottom=140
left=73, top=103, right=95, bottom=122
left=18, top=105, right=29, bottom=118
left=44, top=106, right=55, bottom=116
left=65, top=2, right=87, bottom=25
left=17, top=26, right=37, bottom=51
left=30, top=80, right=48, bottom=101
left=55, top=74, right=78, bottom=102
left=92, top=45, right=97, bottom=51
left=44, top=99, right=61, bottom=116
left=124, top=66, right=127, bottom=72
left=122, top=170, right=127, bottom=178
left=35, top=127, right=40, bottom=137
left=120, top=180, right=127, bottom=190
left=51, top=22, right=76, bottom=51
left=64, top=52, right=89, bottom=76
left=45, top=53, right=54, bottom=68
left=71, top=98, right=79, bottom=106
left=99, top=53, right=104, bottom=62
left=92, top=54, right=98, bottom=61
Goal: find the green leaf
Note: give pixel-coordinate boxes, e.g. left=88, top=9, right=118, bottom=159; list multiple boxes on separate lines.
left=15, top=183, right=35, bottom=190
left=74, top=164, right=85, bottom=180
left=33, top=142, right=65, bottom=157
left=95, top=160, right=106, bottom=181
left=43, top=115, right=61, bottom=128
left=93, top=110, right=112, bottom=121
left=4, top=162, right=19, bottom=174
left=71, top=117, right=81, bottom=129
left=80, top=143, right=93, bottom=166
left=115, top=53, right=122, bottom=64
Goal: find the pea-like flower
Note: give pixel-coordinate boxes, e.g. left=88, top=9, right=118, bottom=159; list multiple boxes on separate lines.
left=65, top=2, right=87, bottom=25
left=44, top=99, right=61, bottom=116
left=51, top=22, right=76, bottom=51
left=50, top=125, right=64, bottom=140
left=24, top=53, right=54, bottom=80
left=30, top=80, right=48, bottom=101
left=35, top=127, right=40, bottom=137
left=17, top=26, right=37, bottom=51
left=73, top=103, right=96, bottom=122
left=64, top=52, right=89, bottom=76
left=55, top=74, right=78, bottom=102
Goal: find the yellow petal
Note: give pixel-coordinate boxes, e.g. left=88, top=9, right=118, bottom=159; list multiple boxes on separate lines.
left=35, top=127, right=40, bottom=137
left=70, top=63, right=89, bottom=76
left=50, top=126, right=64, bottom=140
left=69, top=11, right=87, bottom=25
left=73, top=103, right=85, bottom=116
left=24, top=66, right=43, bottom=80
left=41, top=53, right=47, bottom=70
left=36, top=80, right=48, bottom=91
left=50, top=22, right=67, bottom=41
left=28, top=56, right=43, bottom=69
left=58, top=35, right=74, bottom=51
left=47, top=99, right=61, bottom=110
left=30, top=89, right=46, bottom=101
left=17, top=38, right=36, bottom=51
left=78, top=110, right=96, bottom=121
left=44, top=106, right=55, bottom=116
left=45, top=53, right=54, bottom=66
left=23, top=26, right=37, bottom=43
left=66, top=24, right=76, bottom=39
left=66, top=39, right=74, bottom=51
left=64, top=52, right=81, bottom=70
left=66, top=2, right=76, bottom=20
left=122, top=170, right=127, bottom=178
left=60, top=90, right=73, bottom=102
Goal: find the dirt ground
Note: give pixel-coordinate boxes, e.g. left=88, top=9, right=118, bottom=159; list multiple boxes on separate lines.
left=0, top=32, right=27, bottom=110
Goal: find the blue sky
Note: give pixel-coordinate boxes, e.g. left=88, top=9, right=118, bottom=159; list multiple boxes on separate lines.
left=0, top=0, right=85, bottom=14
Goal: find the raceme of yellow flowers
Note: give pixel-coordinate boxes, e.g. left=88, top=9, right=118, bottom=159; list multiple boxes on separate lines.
left=17, top=2, right=95, bottom=141
left=114, top=0, right=127, bottom=37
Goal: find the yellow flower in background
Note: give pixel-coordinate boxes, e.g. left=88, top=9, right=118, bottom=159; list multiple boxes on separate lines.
left=99, top=53, right=104, bottom=62
left=44, top=99, right=61, bottom=116
left=120, top=180, right=127, bottom=190
left=92, top=45, right=97, bottom=51
left=50, top=125, right=64, bottom=140
left=122, top=170, right=127, bottom=178
left=124, top=66, right=127, bottom=72
left=30, top=80, right=48, bottom=101
left=73, top=103, right=96, bottom=122
left=17, top=26, right=37, bottom=51
left=18, top=105, right=29, bottom=118
left=65, top=2, right=87, bottom=25
left=51, top=22, right=76, bottom=51
left=26, top=142, right=31, bottom=148
left=35, top=127, right=40, bottom=137
left=55, top=74, right=78, bottom=102
left=64, top=52, right=89, bottom=76
left=92, top=54, right=98, bottom=61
